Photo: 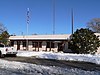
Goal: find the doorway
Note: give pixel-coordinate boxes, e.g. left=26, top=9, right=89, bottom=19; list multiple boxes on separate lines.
left=17, top=41, right=20, bottom=50
left=58, top=43, right=63, bottom=52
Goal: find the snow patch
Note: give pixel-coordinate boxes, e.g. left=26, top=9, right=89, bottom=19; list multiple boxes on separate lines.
left=17, top=51, right=100, bottom=65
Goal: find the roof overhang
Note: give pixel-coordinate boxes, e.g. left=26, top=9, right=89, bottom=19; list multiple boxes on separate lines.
left=9, top=34, right=71, bottom=41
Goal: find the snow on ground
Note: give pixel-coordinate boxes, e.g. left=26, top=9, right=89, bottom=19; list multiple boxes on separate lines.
left=0, top=51, right=100, bottom=75
left=17, top=51, right=100, bottom=65
left=0, top=59, right=100, bottom=75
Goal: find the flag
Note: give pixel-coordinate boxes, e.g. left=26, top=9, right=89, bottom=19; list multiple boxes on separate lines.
left=27, top=8, right=30, bottom=24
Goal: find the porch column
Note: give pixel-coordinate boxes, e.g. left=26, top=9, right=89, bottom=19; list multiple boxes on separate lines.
left=20, top=41, right=23, bottom=50
left=54, top=42, right=58, bottom=52
left=29, top=41, right=32, bottom=51
left=63, top=41, right=68, bottom=52
left=14, top=41, right=17, bottom=50
left=42, top=41, right=46, bottom=51
left=38, top=41, right=39, bottom=51
left=50, top=41, right=51, bottom=51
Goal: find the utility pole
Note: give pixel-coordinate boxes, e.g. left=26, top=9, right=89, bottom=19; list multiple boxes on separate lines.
left=71, top=8, right=74, bottom=35
left=26, top=8, right=30, bottom=50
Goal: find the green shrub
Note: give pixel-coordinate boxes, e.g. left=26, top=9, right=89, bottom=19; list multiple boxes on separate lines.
left=69, top=28, right=100, bottom=54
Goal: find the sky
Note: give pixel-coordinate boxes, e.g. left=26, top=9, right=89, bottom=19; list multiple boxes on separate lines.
left=0, top=0, right=100, bottom=35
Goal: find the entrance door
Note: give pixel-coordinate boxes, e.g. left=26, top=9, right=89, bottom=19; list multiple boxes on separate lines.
left=58, top=43, right=63, bottom=52
left=17, top=41, right=20, bottom=50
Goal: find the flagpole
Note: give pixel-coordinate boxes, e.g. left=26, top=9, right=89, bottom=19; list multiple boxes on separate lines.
left=26, top=8, right=30, bottom=50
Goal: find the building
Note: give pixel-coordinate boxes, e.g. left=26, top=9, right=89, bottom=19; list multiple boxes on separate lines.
left=95, top=33, right=100, bottom=54
left=9, top=34, right=71, bottom=52
left=9, top=33, right=100, bottom=53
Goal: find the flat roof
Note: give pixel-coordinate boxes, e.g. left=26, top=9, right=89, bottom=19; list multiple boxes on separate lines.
left=9, top=34, right=71, bottom=40
left=9, top=33, right=100, bottom=40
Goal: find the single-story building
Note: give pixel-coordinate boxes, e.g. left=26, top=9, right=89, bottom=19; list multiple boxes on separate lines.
left=9, top=34, right=71, bottom=52
left=9, top=33, right=100, bottom=54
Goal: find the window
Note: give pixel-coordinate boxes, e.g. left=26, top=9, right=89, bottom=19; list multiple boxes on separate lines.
left=11, top=41, right=14, bottom=46
left=32, top=42, right=35, bottom=47
left=32, top=42, right=38, bottom=47
left=39, top=42, right=42, bottom=48
left=51, top=42, right=54, bottom=48
left=46, top=42, right=50, bottom=48
left=32, top=41, right=42, bottom=48
left=23, top=41, right=26, bottom=47
left=46, top=41, right=54, bottom=48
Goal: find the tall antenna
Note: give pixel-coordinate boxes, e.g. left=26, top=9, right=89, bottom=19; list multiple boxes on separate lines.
left=71, top=8, right=74, bottom=35
left=26, top=8, right=30, bottom=50
left=53, top=0, right=55, bottom=34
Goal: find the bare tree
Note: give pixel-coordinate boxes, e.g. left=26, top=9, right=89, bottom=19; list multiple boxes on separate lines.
left=0, top=23, right=6, bottom=34
left=87, top=18, right=100, bottom=33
